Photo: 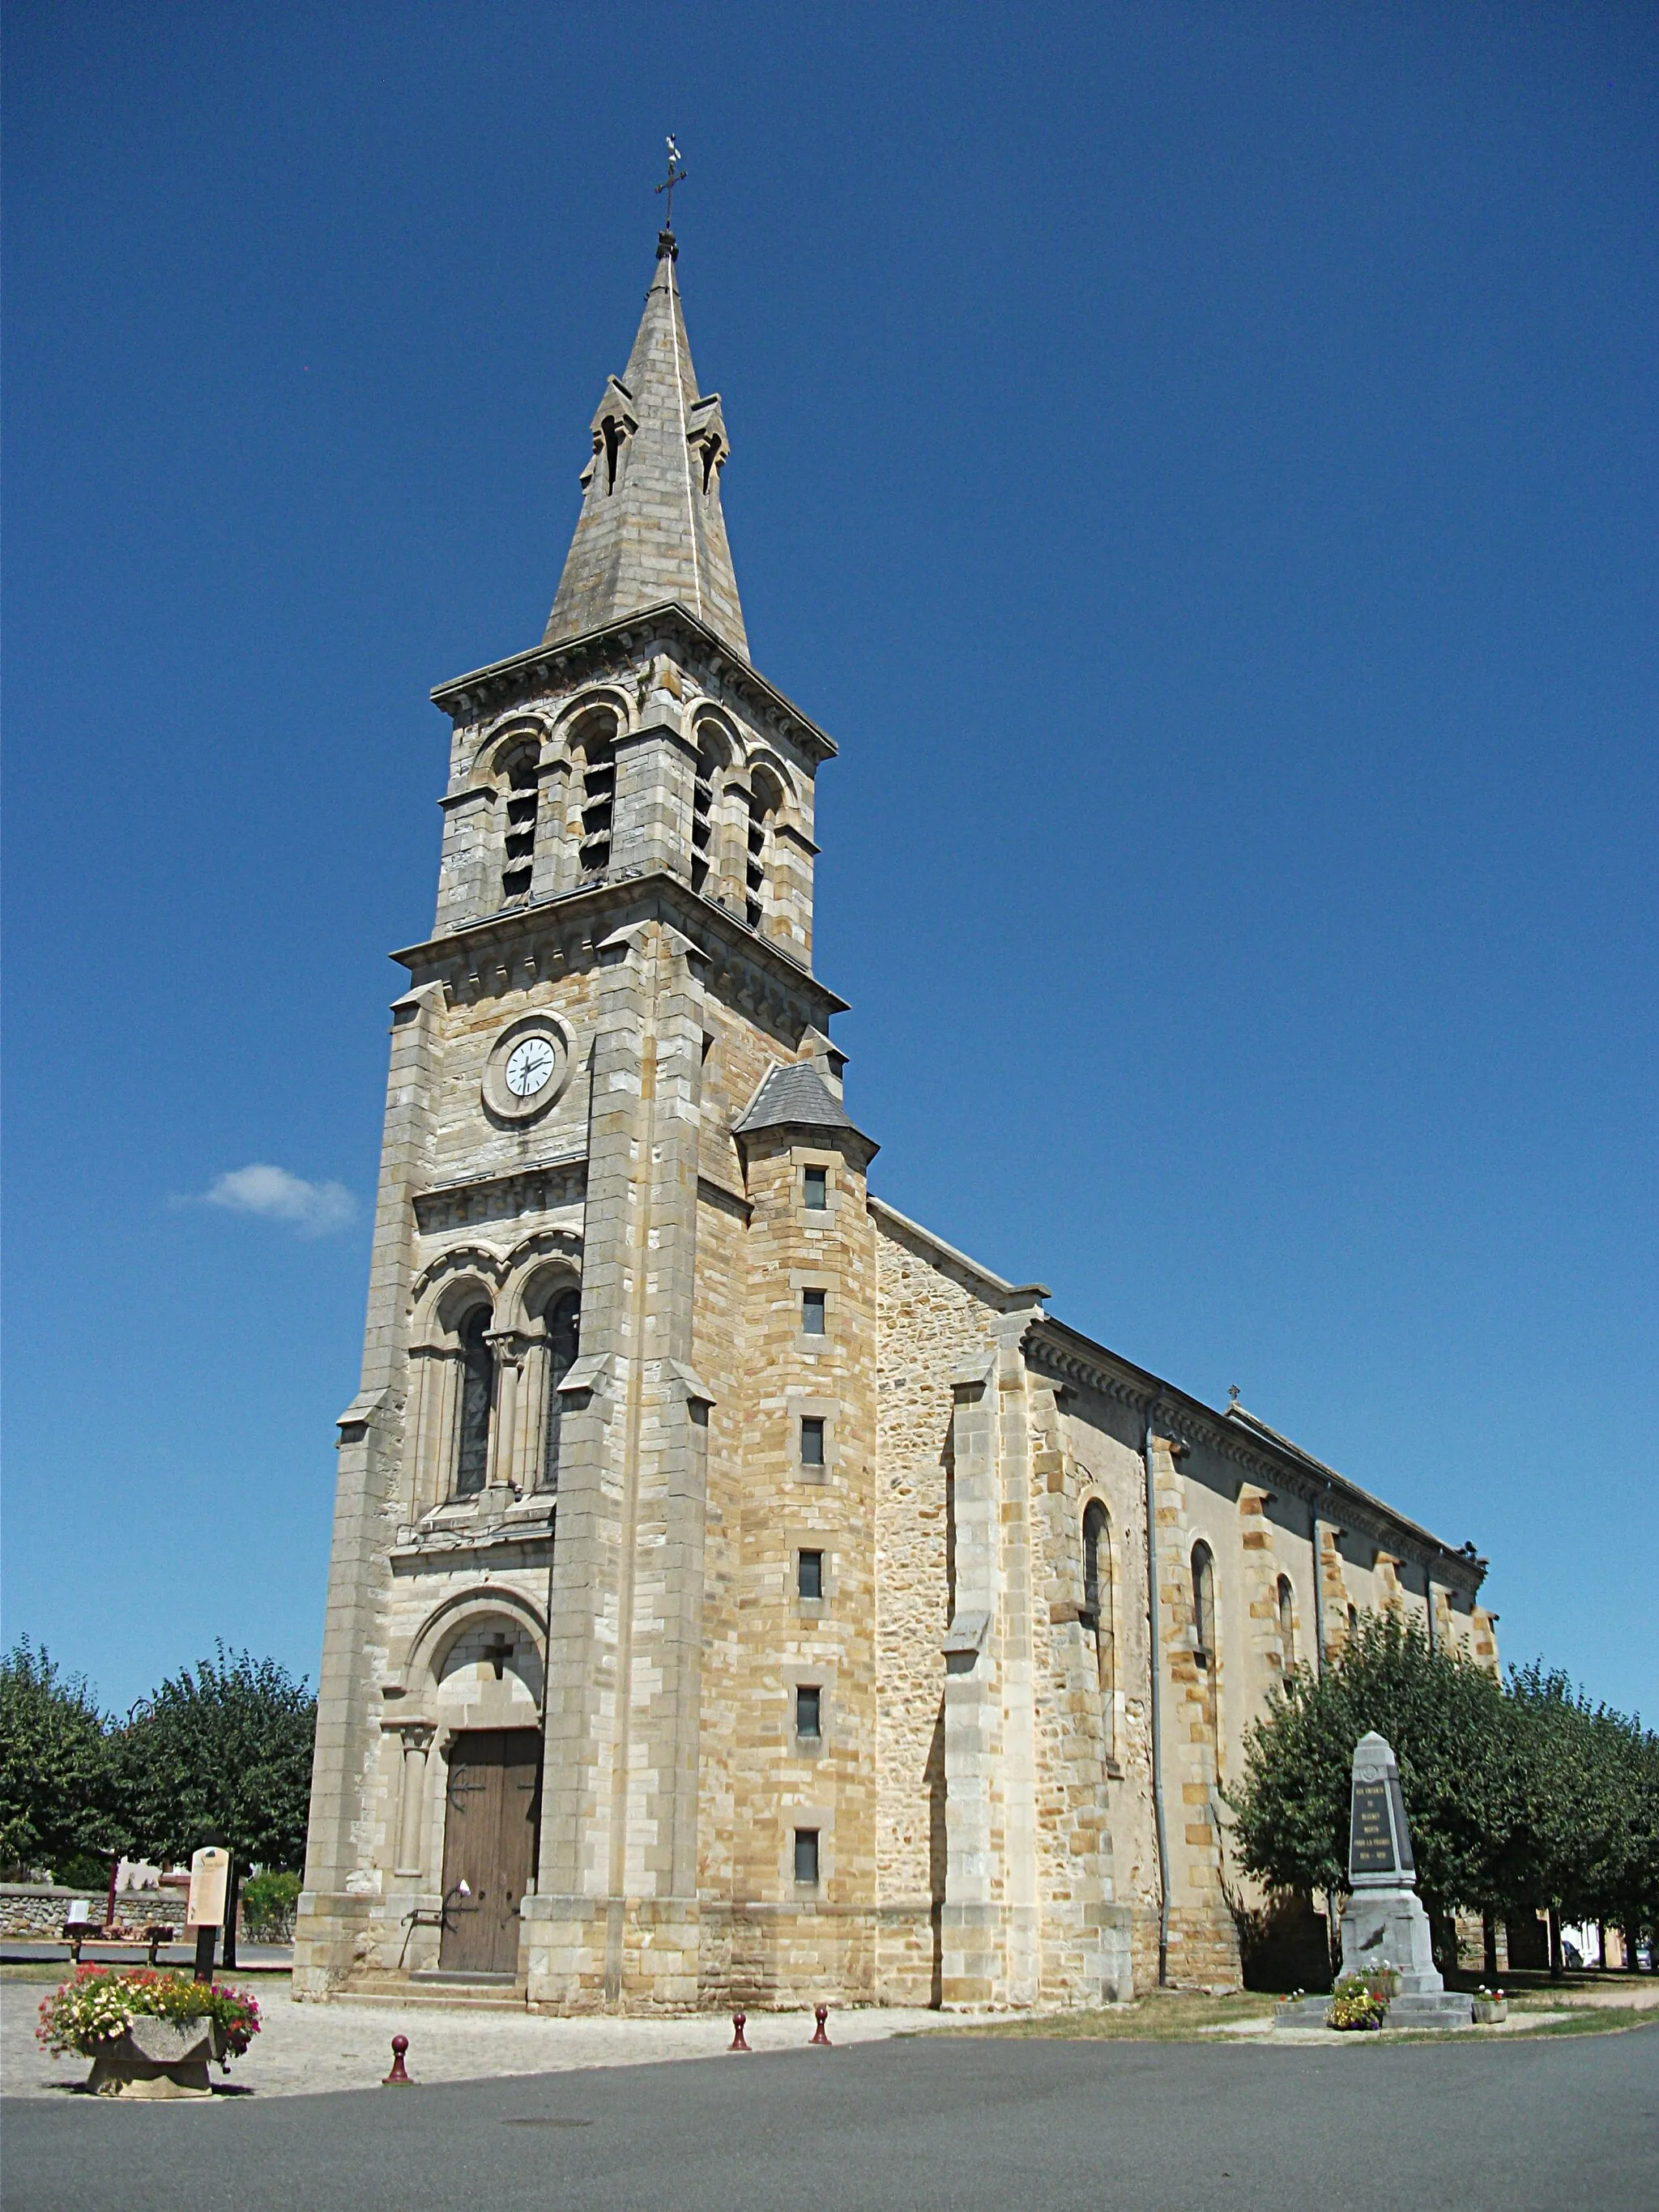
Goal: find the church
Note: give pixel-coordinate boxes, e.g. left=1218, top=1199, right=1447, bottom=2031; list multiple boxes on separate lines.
left=294, top=219, right=1496, bottom=2011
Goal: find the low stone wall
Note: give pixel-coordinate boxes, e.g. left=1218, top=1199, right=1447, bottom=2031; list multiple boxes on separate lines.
left=0, top=1882, right=189, bottom=1941
left=0, top=1885, right=101, bottom=1938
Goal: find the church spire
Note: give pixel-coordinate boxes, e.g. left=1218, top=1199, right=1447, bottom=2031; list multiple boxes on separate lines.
left=544, top=228, right=749, bottom=658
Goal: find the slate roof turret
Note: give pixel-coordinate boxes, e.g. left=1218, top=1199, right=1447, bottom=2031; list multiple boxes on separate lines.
left=733, top=1061, right=868, bottom=1140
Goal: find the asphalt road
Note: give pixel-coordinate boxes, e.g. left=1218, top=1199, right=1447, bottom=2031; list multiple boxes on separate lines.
left=5, top=2022, right=1656, bottom=2212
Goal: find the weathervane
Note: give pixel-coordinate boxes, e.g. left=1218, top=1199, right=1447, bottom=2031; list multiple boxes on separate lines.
left=655, top=135, right=688, bottom=231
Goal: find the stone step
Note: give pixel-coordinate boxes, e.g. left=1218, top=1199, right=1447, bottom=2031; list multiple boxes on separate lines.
left=411, top=1970, right=517, bottom=1985
left=331, top=1978, right=528, bottom=2013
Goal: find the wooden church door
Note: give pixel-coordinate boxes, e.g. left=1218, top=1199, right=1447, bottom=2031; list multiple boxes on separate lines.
left=439, top=1729, right=542, bottom=1974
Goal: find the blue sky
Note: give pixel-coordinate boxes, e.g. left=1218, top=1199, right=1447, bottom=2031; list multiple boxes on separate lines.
left=4, top=2, right=1654, bottom=1720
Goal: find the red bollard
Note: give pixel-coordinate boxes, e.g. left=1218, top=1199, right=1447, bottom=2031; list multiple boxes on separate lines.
left=729, top=2010, right=751, bottom=2052
left=809, top=2004, right=831, bottom=2045
left=383, top=2033, right=412, bottom=2085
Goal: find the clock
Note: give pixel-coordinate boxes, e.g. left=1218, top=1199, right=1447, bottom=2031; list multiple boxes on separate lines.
left=505, top=1035, right=557, bottom=1098
left=481, top=1013, right=574, bottom=1123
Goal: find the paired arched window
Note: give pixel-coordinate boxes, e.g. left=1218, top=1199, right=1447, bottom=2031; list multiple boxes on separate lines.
left=540, top=1289, right=581, bottom=1490
left=454, top=1307, right=495, bottom=1498
left=1191, top=1541, right=1216, bottom=1668
left=497, top=740, right=539, bottom=905
left=1277, top=1575, right=1295, bottom=1666
left=428, top=1278, right=582, bottom=1508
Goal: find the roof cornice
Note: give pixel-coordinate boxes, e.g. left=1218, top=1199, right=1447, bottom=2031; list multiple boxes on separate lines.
left=391, top=869, right=849, bottom=1029
left=1025, top=1315, right=1486, bottom=1593
left=429, top=602, right=837, bottom=766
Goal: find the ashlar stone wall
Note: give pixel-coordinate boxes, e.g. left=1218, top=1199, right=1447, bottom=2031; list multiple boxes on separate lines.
left=871, top=1209, right=1000, bottom=2001
left=1047, top=1392, right=1162, bottom=1995
left=694, top=1115, right=881, bottom=2006
left=871, top=1215, right=1137, bottom=2011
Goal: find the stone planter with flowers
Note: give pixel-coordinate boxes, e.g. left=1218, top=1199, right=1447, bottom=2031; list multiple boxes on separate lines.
left=37, top=1967, right=260, bottom=2099
left=1472, top=1988, right=1508, bottom=2024
left=86, top=2014, right=227, bottom=2098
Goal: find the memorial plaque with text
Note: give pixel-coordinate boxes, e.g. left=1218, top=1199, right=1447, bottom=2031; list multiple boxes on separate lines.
left=1349, top=1779, right=1398, bottom=1877
left=1387, top=1773, right=1415, bottom=1873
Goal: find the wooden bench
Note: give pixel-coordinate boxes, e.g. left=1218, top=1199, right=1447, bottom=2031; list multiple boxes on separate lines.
left=63, top=1923, right=176, bottom=1967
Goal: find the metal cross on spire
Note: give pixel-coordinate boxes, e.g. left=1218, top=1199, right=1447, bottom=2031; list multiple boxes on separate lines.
left=655, top=135, right=688, bottom=232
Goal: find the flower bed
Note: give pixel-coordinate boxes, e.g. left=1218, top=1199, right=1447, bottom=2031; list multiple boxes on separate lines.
left=1327, top=1971, right=1389, bottom=2031
left=37, top=1967, right=260, bottom=2093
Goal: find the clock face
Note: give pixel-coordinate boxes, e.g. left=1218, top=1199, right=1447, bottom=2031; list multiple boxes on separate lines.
left=483, top=1015, right=571, bottom=1121
left=504, top=1035, right=557, bottom=1098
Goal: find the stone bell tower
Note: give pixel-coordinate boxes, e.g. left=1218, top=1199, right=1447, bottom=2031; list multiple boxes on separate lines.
left=294, top=221, right=882, bottom=2009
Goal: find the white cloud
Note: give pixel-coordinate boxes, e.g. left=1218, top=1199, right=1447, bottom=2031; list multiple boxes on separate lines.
left=194, top=1163, right=358, bottom=1237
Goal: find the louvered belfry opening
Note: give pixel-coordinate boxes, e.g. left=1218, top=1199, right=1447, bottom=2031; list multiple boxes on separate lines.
left=744, top=766, right=781, bottom=929
left=499, top=744, right=539, bottom=904
left=691, top=740, right=716, bottom=894
left=575, top=715, right=616, bottom=877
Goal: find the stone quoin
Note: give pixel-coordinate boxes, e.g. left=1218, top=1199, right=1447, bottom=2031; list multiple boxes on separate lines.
left=292, top=215, right=1498, bottom=2012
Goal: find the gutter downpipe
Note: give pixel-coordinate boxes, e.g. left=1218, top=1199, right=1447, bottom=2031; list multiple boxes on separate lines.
left=1310, top=1488, right=1330, bottom=1681
left=1145, top=1399, right=1171, bottom=1988
left=1309, top=1484, right=1334, bottom=1971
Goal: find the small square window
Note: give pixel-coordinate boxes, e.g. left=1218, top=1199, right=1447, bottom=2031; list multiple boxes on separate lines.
left=795, top=1685, right=821, bottom=1738
left=802, top=1288, right=826, bottom=1336
left=800, top=1417, right=825, bottom=1468
left=803, top=1166, right=828, bottom=1210
left=798, top=1549, right=824, bottom=1600
left=794, top=1827, right=820, bottom=1884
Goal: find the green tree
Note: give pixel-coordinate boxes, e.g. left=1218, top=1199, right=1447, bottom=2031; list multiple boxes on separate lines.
left=117, top=1646, right=316, bottom=1877
left=0, top=1639, right=126, bottom=1880
left=1510, top=1686, right=1659, bottom=1971
left=1228, top=1612, right=1514, bottom=1922
left=1496, top=1665, right=1601, bottom=1942
left=1231, top=1617, right=1659, bottom=1973
left=1619, top=1720, right=1659, bottom=1967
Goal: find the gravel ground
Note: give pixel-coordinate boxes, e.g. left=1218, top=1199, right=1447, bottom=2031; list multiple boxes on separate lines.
left=8, top=1971, right=1653, bottom=2099
left=2, top=1979, right=944, bottom=2099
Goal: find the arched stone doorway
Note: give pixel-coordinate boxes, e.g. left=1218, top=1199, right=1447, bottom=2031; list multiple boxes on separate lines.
left=416, top=1601, right=546, bottom=1976
left=438, top=1727, right=542, bottom=1974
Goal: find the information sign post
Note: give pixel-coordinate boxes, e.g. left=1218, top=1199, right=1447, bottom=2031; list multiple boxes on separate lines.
left=186, top=1846, right=230, bottom=1984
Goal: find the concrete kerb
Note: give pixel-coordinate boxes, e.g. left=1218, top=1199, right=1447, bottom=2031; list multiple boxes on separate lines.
left=1234, top=2012, right=1580, bottom=2044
